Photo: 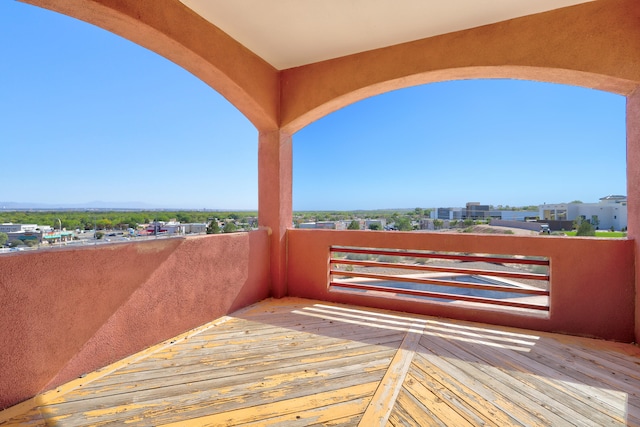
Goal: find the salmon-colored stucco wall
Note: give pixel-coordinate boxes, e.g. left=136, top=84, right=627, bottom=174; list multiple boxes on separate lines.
left=281, top=0, right=640, bottom=133
left=258, top=130, right=293, bottom=297
left=287, top=229, right=635, bottom=342
left=0, top=231, right=269, bottom=409
left=9, top=0, right=640, bottom=406
left=628, top=88, right=640, bottom=342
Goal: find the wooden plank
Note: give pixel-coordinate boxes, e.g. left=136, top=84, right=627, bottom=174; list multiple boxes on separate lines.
left=156, top=382, right=379, bottom=427
left=108, top=331, right=403, bottom=379
left=56, top=346, right=395, bottom=405
left=47, top=347, right=394, bottom=414
left=239, top=397, right=370, bottom=426
left=119, top=327, right=394, bottom=370
left=331, top=282, right=549, bottom=311
left=401, top=372, right=476, bottom=426
left=113, top=330, right=403, bottom=375
left=290, top=305, right=431, bottom=331
left=419, top=334, right=598, bottom=426
left=416, top=337, right=562, bottom=426
left=386, top=411, right=412, bottom=427
left=44, top=372, right=386, bottom=427
left=0, top=407, right=47, bottom=427
left=458, top=334, right=634, bottom=425
left=1, top=313, right=236, bottom=421
left=330, top=247, right=548, bottom=266
left=421, top=320, right=540, bottom=349
left=535, top=335, right=640, bottom=386
left=5, top=298, right=640, bottom=427
left=392, top=388, right=446, bottom=427
left=331, top=258, right=549, bottom=280
left=42, top=354, right=392, bottom=426
left=410, top=351, right=530, bottom=426
left=408, top=358, right=524, bottom=426
left=513, top=336, right=640, bottom=402
left=69, top=332, right=401, bottom=397
left=331, top=271, right=549, bottom=295
left=359, top=325, right=423, bottom=426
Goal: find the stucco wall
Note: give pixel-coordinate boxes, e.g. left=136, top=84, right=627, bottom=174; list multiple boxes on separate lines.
left=628, top=88, right=640, bottom=342
left=281, top=0, right=640, bottom=133
left=0, top=231, right=270, bottom=409
left=287, top=229, right=635, bottom=343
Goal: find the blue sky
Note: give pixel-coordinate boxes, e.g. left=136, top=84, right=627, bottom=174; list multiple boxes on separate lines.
left=1, top=1, right=627, bottom=210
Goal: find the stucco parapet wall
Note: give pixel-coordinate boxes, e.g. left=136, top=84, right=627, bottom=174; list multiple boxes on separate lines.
left=287, top=229, right=635, bottom=342
left=280, top=0, right=640, bottom=132
left=0, top=230, right=270, bottom=409
left=22, top=0, right=280, bottom=131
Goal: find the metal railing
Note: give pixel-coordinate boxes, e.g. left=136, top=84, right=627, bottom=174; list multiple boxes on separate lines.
left=329, top=246, right=550, bottom=312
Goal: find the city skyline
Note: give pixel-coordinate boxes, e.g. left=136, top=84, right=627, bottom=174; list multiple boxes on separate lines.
left=1, top=2, right=627, bottom=210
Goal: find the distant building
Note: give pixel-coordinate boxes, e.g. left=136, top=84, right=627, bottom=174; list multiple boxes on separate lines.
left=145, top=220, right=208, bottom=235
left=465, top=202, right=490, bottom=219
left=298, top=222, right=317, bottom=229
left=146, top=221, right=178, bottom=235
left=0, top=223, right=41, bottom=233
left=181, top=223, right=207, bottom=234
left=434, top=208, right=462, bottom=220
left=0, top=223, right=56, bottom=245
left=297, top=221, right=346, bottom=230
left=430, top=204, right=534, bottom=222
left=539, top=195, right=627, bottom=230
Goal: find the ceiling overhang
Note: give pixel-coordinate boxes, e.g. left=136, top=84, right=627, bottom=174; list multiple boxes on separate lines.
left=180, top=0, right=593, bottom=70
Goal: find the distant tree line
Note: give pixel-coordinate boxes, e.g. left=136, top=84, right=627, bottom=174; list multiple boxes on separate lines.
left=0, top=211, right=258, bottom=231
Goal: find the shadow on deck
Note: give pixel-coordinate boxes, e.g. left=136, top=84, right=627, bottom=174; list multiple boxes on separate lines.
left=2, top=298, right=640, bottom=426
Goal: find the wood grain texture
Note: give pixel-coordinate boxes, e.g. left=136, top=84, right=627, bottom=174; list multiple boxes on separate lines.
left=1, top=297, right=639, bottom=426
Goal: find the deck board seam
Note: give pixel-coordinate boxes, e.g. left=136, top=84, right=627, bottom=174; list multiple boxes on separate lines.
left=0, top=315, right=237, bottom=424
left=358, top=322, right=425, bottom=426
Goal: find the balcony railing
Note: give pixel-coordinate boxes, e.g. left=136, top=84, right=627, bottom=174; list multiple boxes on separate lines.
left=287, top=229, right=635, bottom=342
left=329, top=246, right=550, bottom=312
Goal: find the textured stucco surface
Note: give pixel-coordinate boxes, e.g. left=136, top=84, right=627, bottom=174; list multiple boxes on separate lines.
left=281, top=0, right=640, bottom=133
left=0, top=232, right=269, bottom=409
left=6, top=0, right=640, bottom=411
left=288, top=229, right=635, bottom=343
left=628, top=88, right=640, bottom=342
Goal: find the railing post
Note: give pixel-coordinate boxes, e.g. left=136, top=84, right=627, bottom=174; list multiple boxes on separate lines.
left=258, top=130, right=292, bottom=298
left=627, top=87, right=640, bottom=342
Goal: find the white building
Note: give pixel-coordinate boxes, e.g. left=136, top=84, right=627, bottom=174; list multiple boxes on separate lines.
left=539, top=195, right=627, bottom=231
left=430, top=206, right=534, bottom=222
left=181, top=223, right=207, bottom=234
left=0, top=223, right=40, bottom=233
left=297, top=221, right=346, bottom=230
left=0, top=223, right=54, bottom=245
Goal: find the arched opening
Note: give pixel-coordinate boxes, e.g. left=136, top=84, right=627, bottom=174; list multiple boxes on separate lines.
left=0, top=2, right=271, bottom=408
left=294, top=79, right=626, bottom=233
left=1, top=1, right=258, bottom=215
left=288, top=78, right=631, bottom=331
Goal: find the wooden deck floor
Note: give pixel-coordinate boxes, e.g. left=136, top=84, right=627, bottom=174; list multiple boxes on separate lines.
left=2, top=297, right=640, bottom=426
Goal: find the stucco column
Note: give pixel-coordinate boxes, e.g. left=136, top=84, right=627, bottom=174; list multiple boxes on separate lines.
left=258, top=130, right=293, bottom=298
left=626, top=87, right=640, bottom=342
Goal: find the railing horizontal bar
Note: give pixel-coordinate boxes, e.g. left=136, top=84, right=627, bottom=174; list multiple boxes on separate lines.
left=331, top=247, right=548, bottom=266
left=330, top=259, right=549, bottom=281
left=330, top=271, right=549, bottom=296
left=330, top=282, right=549, bottom=311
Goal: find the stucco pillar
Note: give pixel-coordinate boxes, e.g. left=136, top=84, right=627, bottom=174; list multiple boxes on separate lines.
left=626, top=87, right=640, bottom=342
left=258, top=130, right=293, bottom=298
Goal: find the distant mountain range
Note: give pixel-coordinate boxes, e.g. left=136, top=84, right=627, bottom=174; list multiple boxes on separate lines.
left=0, top=201, right=162, bottom=210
